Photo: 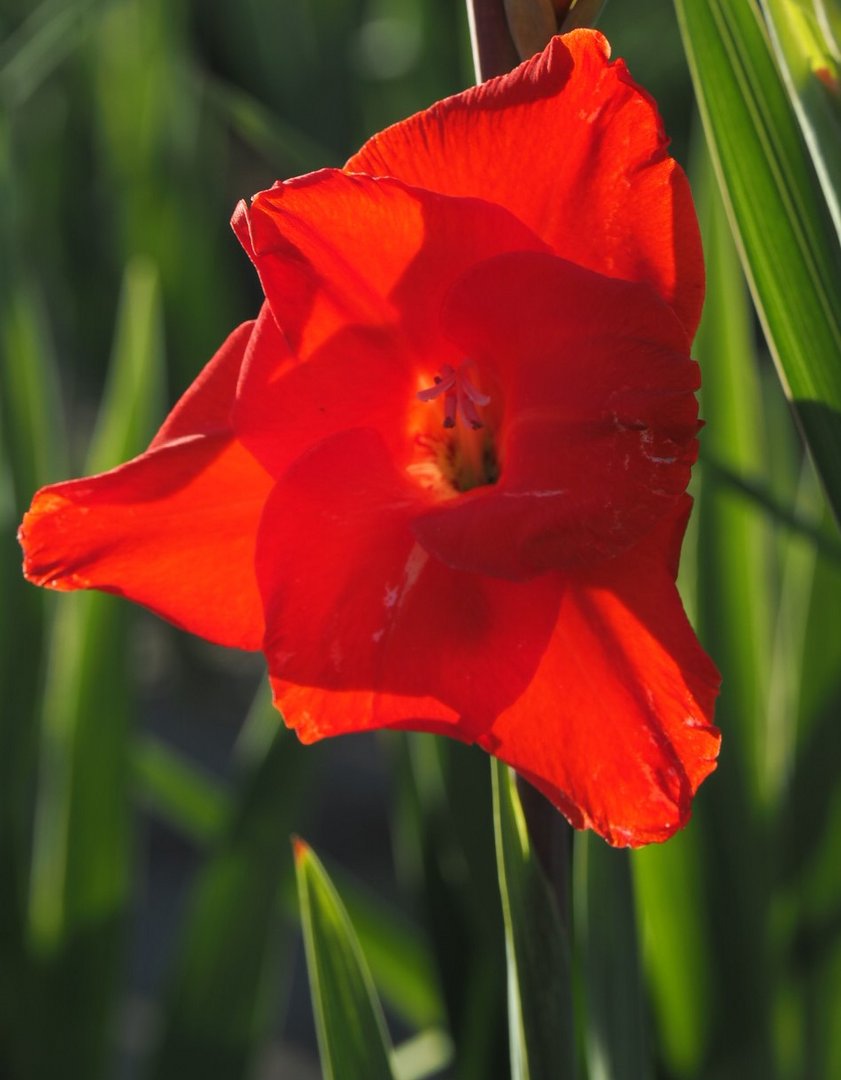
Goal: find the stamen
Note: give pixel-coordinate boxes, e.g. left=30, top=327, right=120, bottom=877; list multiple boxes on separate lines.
left=417, top=362, right=490, bottom=430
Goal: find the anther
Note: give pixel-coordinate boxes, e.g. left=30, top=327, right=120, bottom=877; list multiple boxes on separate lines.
left=417, top=362, right=490, bottom=430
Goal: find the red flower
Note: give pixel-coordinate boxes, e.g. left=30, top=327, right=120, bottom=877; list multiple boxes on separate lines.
left=19, top=31, right=720, bottom=846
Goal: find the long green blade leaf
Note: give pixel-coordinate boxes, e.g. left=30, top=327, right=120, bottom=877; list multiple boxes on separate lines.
left=674, top=0, right=841, bottom=523
left=26, top=258, right=164, bottom=1079
left=761, top=0, right=841, bottom=243
left=389, top=733, right=507, bottom=1080
left=294, top=839, right=395, bottom=1080
left=0, top=274, right=65, bottom=1080
left=633, top=831, right=713, bottom=1077
left=315, top=869, right=444, bottom=1033
left=491, top=762, right=575, bottom=1080
left=693, top=141, right=773, bottom=805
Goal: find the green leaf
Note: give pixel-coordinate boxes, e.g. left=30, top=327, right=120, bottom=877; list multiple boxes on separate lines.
left=697, top=454, right=841, bottom=564
left=760, top=0, right=841, bottom=243
left=0, top=0, right=99, bottom=109
left=688, top=141, right=781, bottom=1075
left=387, top=733, right=507, bottom=1080
left=575, top=836, right=648, bottom=1080
left=132, top=734, right=229, bottom=846
left=149, top=684, right=311, bottom=1080
left=294, top=838, right=395, bottom=1080
left=693, top=141, right=774, bottom=805
left=391, top=1029, right=454, bottom=1080
left=201, top=73, right=335, bottom=174
left=318, top=867, right=444, bottom=1033
left=0, top=273, right=65, bottom=1080
left=491, top=761, right=576, bottom=1080
left=25, top=258, right=164, bottom=1079
left=674, top=0, right=841, bottom=523
left=84, top=256, right=166, bottom=475
left=815, top=0, right=841, bottom=55
left=633, top=831, right=713, bottom=1076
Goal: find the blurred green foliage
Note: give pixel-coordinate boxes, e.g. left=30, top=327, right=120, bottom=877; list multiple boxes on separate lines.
left=2, top=1, right=841, bottom=1078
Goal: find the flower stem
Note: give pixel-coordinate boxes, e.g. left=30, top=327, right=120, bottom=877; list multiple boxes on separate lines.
left=465, top=0, right=521, bottom=80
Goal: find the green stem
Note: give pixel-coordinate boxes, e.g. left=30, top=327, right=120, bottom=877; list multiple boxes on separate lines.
left=465, top=0, right=520, bottom=80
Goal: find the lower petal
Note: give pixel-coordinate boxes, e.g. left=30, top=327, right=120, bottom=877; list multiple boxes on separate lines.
left=255, top=427, right=560, bottom=732
left=269, top=680, right=461, bottom=743
left=479, top=505, right=720, bottom=846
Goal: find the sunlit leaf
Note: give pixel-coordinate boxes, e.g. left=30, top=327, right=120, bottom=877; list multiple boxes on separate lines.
left=318, top=866, right=444, bottom=1033
left=294, top=838, right=395, bottom=1080
left=492, top=762, right=576, bottom=1080
left=674, top=0, right=841, bottom=523
left=693, top=143, right=773, bottom=803
left=761, top=0, right=841, bottom=243
left=633, top=831, right=712, bottom=1076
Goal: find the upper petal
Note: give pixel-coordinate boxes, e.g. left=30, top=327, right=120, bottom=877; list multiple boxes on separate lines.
left=346, top=30, right=704, bottom=338
left=478, top=500, right=721, bottom=846
left=232, top=169, right=548, bottom=362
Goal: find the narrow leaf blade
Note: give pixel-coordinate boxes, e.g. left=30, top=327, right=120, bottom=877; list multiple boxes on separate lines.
left=674, top=0, right=841, bottom=522
left=25, top=258, right=165, bottom=1079
left=492, top=762, right=576, bottom=1080
left=761, top=0, right=841, bottom=244
left=294, top=839, right=395, bottom=1080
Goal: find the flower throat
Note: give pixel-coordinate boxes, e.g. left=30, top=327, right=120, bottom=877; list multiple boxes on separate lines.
left=411, top=361, right=499, bottom=495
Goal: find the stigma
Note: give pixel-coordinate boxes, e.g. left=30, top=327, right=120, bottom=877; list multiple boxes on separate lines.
left=417, top=362, right=490, bottom=430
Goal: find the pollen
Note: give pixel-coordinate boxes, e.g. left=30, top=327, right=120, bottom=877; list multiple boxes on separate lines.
left=417, top=362, right=490, bottom=430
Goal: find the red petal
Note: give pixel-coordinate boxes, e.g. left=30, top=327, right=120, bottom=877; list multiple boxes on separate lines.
left=413, top=251, right=699, bottom=578
left=231, top=169, right=547, bottom=361
left=20, top=437, right=272, bottom=651
left=268, top=682, right=461, bottom=744
left=346, top=30, right=703, bottom=338
left=478, top=502, right=721, bottom=846
left=233, top=299, right=416, bottom=479
left=255, top=428, right=559, bottom=740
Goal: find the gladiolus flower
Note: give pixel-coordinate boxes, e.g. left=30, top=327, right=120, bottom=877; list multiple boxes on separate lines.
left=19, top=30, right=720, bottom=846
